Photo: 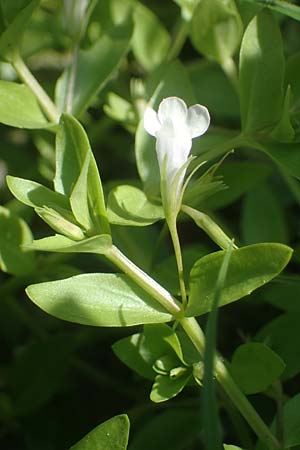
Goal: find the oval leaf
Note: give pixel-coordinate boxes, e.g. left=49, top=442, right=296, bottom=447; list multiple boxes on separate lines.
left=26, top=273, right=173, bottom=327
left=0, top=81, right=48, bottom=128
left=230, top=342, right=285, bottom=394
left=69, top=414, right=130, bottom=450
left=107, top=185, right=164, bottom=226
left=186, top=243, right=292, bottom=317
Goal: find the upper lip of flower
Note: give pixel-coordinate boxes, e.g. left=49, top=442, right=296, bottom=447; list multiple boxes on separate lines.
left=143, top=96, right=210, bottom=188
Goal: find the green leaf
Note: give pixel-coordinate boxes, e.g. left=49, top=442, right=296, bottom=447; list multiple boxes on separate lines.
left=55, top=15, right=133, bottom=116
left=241, top=183, right=288, bottom=244
left=0, top=0, right=40, bottom=60
left=190, top=0, right=243, bottom=64
left=132, top=3, right=170, bottom=71
left=135, top=60, right=194, bottom=196
left=223, top=445, right=244, bottom=450
left=0, top=81, right=48, bottom=128
left=70, top=152, right=92, bottom=230
left=257, top=312, right=300, bottom=379
left=230, top=342, right=285, bottom=394
left=187, top=243, right=292, bottom=317
left=6, top=175, right=69, bottom=210
left=107, top=185, right=164, bottom=226
left=112, top=332, right=156, bottom=380
left=69, top=414, right=130, bottom=450
left=270, top=86, right=295, bottom=142
left=143, top=324, right=185, bottom=364
left=239, top=9, right=284, bottom=132
left=54, top=114, right=110, bottom=234
left=243, top=0, right=300, bottom=21
left=26, top=234, right=112, bottom=254
left=129, top=407, right=202, bottom=450
left=0, top=205, right=35, bottom=275
left=26, top=273, right=173, bottom=327
left=150, top=372, right=191, bottom=403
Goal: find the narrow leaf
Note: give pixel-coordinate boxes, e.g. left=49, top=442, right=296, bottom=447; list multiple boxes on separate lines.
left=239, top=9, right=284, bottom=132
left=54, top=114, right=110, bottom=234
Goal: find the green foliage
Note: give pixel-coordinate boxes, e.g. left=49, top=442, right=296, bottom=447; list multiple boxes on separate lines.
left=191, top=0, right=243, bottom=64
left=107, top=185, right=164, bottom=226
left=69, top=415, right=130, bottom=450
left=187, top=243, right=292, bottom=316
left=26, top=274, right=173, bottom=327
left=0, top=0, right=40, bottom=60
left=0, top=205, right=35, bottom=275
left=55, top=12, right=133, bottom=116
left=0, top=81, right=48, bottom=128
left=239, top=8, right=284, bottom=132
left=1, top=1, right=300, bottom=449
left=55, top=114, right=110, bottom=235
left=131, top=3, right=170, bottom=71
left=230, top=342, right=285, bottom=394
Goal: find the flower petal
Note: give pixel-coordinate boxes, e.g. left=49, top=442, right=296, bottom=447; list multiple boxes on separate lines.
left=187, top=104, right=210, bottom=138
left=156, top=121, right=192, bottom=183
left=158, top=97, right=187, bottom=126
left=144, top=107, right=161, bottom=136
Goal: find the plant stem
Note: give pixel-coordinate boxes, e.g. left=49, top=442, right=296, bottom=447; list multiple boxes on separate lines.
left=168, top=217, right=187, bottom=308
left=12, top=53, right=59, bottom=123
left=180, top=317, right=281, bottom=449
left=105, top=244, right=281, bottom=448
left=181, top=204, right=238, bottom=250
left=105, top=245, right=182, bottom=315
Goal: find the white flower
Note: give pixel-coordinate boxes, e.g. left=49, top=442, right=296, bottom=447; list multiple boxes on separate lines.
left=143, top=97, right=210, bottom=200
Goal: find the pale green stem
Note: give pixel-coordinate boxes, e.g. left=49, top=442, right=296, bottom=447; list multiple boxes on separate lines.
left=105, top=244, right=281, bottom=449
left=180, top=317, right=281, bottom=449
left=105, top=245, right=182, bottom=315
left=12, top=53, right=60, bottom=123
left=167, top=217, right=188, bottom=308
left=181, top=204, right=238, bottom=250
